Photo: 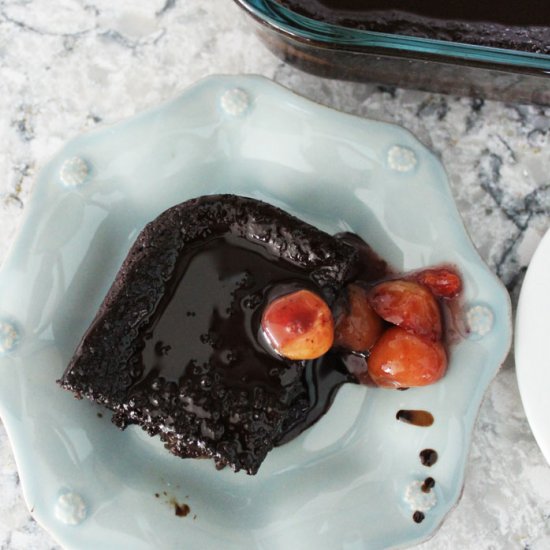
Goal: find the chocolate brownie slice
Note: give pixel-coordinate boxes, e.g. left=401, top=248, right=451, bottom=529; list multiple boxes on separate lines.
left=59, top=195, right=357, bottom=474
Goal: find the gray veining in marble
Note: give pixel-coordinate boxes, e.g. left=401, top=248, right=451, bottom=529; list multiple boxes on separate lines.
left=1, top=1, right=550, bottom=549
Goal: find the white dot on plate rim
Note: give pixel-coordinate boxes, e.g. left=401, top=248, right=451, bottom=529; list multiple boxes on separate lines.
left=220, top=88, right=250, bottom=116
left=59, top=157, right=90, bottom=187
left=387, top=145, right=418, bottom=172
left=404, top=480, right=437, bottom=512
left=0, top=319, right=19, bottom=355
left=55, top=492, right=87, bottom=525
left=465, top=304, right=494, bottom=338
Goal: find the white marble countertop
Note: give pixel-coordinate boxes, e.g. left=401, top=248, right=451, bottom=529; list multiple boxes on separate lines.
left=1, top=1, right=550, bottom=549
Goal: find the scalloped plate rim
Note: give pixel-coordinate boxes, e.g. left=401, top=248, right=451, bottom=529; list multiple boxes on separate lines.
left=0, top=74, right=512, bottom=550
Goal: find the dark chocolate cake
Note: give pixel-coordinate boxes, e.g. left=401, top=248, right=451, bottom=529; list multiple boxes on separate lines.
left=59, top=195, right=358, bottom=474
left=276, top=0, right=550, bottom=54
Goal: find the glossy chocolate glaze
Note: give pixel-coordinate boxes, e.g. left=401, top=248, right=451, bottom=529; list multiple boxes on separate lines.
left=133, top=230, right=396, bottom=448
left=277, top=350, right=351, bottom=445
left=276, top=0, right=550, bottom=53
left=134, top=232, right=352, bottom=446
left=138, top=233, right=310, bottom=391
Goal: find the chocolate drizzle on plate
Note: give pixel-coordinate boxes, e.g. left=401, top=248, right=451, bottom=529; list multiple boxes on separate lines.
left=420, top=449, right=438, bottom=466
left=173, top=501, right=191, bottom=518
left=412, top=510, right=425, bottom=524
left=396, top=409, right=435, bottom=427
left=421, top=477, right=435, bottom=493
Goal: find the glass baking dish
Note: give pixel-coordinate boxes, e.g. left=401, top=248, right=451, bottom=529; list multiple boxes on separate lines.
left=234, top=0, right=550, bottom=105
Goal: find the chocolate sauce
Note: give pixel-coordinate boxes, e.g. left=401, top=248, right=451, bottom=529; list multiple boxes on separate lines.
left=335, top=232, right=390, bottom=283
left=138, top=233, right=311, bottom=389
left=421, top=477, right=435, bottom=493
left=134, top=233, right=351, bottom=444
left=275, top=0, right=550, bottom=53
left=276, top=350, right=351, bottom=445
left=419, top=449, right=438, bottom=467
left=412, top=511, right=425, bottom=524
left=174, top=502, right=191, bottom=517
left=396, top=409, right=434, bottom=427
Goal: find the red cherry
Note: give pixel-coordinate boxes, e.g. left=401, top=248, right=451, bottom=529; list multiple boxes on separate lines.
left=367, top=327, right=447, bottom=388
left=334, top=284, right=384, bottom=352
left=368, top=280, right=442, bottom=341
left=417, top=268, right=462, bottom=299
left=261, top=289, right=334, bottom=360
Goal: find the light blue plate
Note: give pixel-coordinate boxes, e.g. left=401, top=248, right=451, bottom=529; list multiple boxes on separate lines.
left=0, top=75, right=511, bottom=550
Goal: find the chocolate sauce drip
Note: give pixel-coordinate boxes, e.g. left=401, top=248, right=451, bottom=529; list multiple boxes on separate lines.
left=276, top=351, right=352, bottom=445
left=413, top=511, right=425, bottom=523
left=420, top=449, right=438, bottom=466
left=396, top=409, right=434, bottom=427
left=134, top=233, right=351, bottom=446
left=335, top=232, right=390, bottom=283
left=138, top=233, right=313, bottom=391
left=421, top=477, right=435, bottom=493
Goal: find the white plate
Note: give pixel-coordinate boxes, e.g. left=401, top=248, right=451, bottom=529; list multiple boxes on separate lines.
left=0, top=75, right=512, bottom=550
left=516, top=227, right=550, bottom=465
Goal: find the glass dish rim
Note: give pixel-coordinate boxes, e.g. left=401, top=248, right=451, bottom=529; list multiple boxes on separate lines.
left=235, top=0, right=550, bottom=71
